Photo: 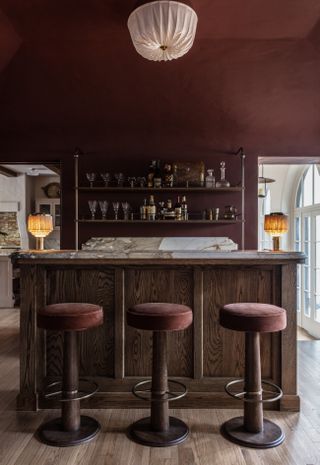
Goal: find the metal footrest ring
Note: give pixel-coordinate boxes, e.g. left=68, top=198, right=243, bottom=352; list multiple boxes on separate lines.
left=225, top=378, right=283, bottom=403
left=132, top=379, right=187, bottom=403
left=43, top=378, right=99, bottom=402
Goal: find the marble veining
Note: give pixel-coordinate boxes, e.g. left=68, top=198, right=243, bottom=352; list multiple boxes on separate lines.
left=82, top=236, right=238, bottom=252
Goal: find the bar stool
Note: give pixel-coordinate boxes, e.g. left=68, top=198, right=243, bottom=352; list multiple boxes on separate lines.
left=219, top=302, right=287, bottom=449
left=36, top=303, right=103, bottom=447
left=127, top=302, right=193, bottom=447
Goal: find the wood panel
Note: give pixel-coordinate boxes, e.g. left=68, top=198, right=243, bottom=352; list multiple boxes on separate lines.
left=203, top=266, right=278, bottom=378
left=45, top=267, right=115, bottom=378
left=124, top=267, right=193, bottom=377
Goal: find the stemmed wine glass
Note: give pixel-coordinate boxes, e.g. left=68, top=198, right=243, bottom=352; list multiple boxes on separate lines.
left=100, top=173, right=110, bottom=187
left=122, top=202, right=130, bottom=220
left=88, top=200, right=97, bottom=220
left=114, top=173, right=124, bottom=187
left=112, top=201, right=120, bottom=220
left=136, top=177, right=146, bottom=188
left=99, top=200, right=108, bottom=220
left=86, top=173, right=96, bottom=188
left=128, top=177, right=136, bottom=188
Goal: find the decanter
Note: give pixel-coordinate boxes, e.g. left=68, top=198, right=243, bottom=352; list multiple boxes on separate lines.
left=216, top=162, right=230, bottom=188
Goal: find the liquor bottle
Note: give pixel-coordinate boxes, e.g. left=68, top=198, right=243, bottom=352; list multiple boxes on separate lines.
left=165, top=199, right=175, bottom=219
left=181, top=195, right=188, bottom=220
left=174, top=196, right=182, bottom=220
left=147, top=195, right=156, bottom=221
left=140, top=198, right=148, bottom=220
left=216, top=161, right=230, bottom=188
left=147, top=160, right=156, bottom=188
left=153, top=160, right=162, bottom=188
left=163, top=163, right=174, bottom=187
left=205, top=169, right=215, bottom=188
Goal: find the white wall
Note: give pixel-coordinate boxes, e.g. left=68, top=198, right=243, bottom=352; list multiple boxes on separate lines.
left=258, top=164, right=307, bottom=250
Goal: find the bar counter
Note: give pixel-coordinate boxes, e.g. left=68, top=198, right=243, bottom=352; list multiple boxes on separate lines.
left=13, top=248, right=305, bottom=412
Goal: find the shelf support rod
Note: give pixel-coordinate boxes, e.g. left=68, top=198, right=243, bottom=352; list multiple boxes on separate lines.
left=235, top=147, right=245, bottom=250
left=74, top=147, right=82, bottom=251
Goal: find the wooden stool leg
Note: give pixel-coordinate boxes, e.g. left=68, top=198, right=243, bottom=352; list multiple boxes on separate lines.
left=244, top=331, right=263, bottom=433
left=151, top=331, right=169, bottom=432
left=62, top=331, right=80, bottom=432
left=36, top=330, right=100, bottom=447
left=221, top=331, right=285, bottom=448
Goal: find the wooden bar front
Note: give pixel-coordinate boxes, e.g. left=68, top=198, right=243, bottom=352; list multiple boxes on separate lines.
left=15, top=252, right=304, bottom=412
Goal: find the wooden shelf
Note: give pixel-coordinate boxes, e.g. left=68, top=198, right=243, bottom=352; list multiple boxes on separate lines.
left=77, top=219, right=244, bottom=224
left=77, top=186, right=243, bottom=193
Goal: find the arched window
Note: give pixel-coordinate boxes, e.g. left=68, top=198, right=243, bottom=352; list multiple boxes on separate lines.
left=295, top=165, right=320, bottom=338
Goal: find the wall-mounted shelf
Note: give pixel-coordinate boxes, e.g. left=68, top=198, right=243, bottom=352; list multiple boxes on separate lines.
left=77, top=186, right=243, bottom=193
left=74, top=147, right=246, bottom=249
left=77, top=219, right=245, bottom=224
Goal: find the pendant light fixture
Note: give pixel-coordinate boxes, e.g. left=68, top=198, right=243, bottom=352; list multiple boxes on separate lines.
left=127, top=1, right=198, bottom=61
left=258, top=164, right=275, bottom=198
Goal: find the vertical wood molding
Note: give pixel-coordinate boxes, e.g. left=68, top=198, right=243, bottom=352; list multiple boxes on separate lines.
left=115, top=268, right=125, bottom=379
left=193, top=267, right=203, bottom=379
left=18, top=265, right=46, bottom=410
left=280, top=263, right=298, bottom=410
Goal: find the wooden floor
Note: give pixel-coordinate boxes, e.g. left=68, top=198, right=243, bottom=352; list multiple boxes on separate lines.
left=1, top=309, right=320, bottom=465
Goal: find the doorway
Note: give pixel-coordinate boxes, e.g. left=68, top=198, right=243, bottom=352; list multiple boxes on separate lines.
left=258, top=157, right=320, bottom=340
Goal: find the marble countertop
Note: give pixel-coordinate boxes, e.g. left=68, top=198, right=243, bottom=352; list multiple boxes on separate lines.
left=10, top=237, right=305, bottom=263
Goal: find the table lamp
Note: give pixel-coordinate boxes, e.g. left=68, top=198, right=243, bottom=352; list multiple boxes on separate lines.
left=264, top=212, right=288, bottom=251
left=27, top=213, right=53, bottom=250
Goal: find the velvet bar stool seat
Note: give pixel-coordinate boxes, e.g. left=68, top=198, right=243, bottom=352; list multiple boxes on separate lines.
left=219, top=302, right=287, bottom=449
left=127, top=303, right=193, bottom=447
left=36, top=303, right=103, bottom=447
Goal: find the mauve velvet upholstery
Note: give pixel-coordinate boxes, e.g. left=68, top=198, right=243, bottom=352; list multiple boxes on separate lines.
left=220, top=303, right=287, bottom=333
left=127, top=303, right=193, bottom=331
left=38, top=303, right=103, bottom=331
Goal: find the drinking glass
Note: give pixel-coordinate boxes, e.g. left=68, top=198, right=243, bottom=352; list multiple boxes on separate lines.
left=100, top=173, right=110, bottom=187
left=88, top=200, right=98, bottom=220
left=113, top=201, right=120, bottom=220
left=114, top=173, right=124, bottom=187
left=122, top=202, right=131, bottom=220
left=128, top=177, right=136, bottom=188
left=86, top=172, right=96, bottom=188
left=99, top=200, right=109, bottom=220
left=137, top=176, right=146, bottom=188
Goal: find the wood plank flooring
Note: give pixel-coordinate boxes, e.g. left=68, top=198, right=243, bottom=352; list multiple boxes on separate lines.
left=1, top=308, right=320, bottom=465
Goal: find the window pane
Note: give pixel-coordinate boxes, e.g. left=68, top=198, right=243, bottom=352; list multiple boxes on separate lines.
left=303, top=166, right=313, bottom=206
left=295, top=217, right=300, bottom=242
left=316, top=270, right=320, bottom=294
left=316, top=216, right=320, bottom=242
left=316, top=243, right=320, bottom=269
left=296, top=182, right=302, bottom=208
left=304, top=216, right=310, bottom=241
left=315, top=295, right=320, bottom=322
left=304, top=266, right=310, bottom=290
left=314, top=165, right=320, bottom=204
left=304, top=292, right=311, bottom=317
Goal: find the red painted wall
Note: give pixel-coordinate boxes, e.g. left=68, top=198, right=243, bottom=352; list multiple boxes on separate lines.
left=0, top=2, right=319, bottom=248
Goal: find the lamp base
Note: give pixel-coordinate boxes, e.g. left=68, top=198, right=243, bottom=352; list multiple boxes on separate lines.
left=272, top=236, right=280, bottom=251
left=36, top=237, right=45, bottom=250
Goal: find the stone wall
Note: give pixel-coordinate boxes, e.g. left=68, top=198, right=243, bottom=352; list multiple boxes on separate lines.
left=0, top=212, right=21, bottom=247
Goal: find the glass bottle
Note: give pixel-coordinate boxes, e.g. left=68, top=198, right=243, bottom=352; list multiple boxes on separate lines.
left=165, top=199, right=175, bottom=219
left=153, top=160, right=162, bottom=188
left=174, top=196, right=182, bottom=220
left=216, top=161, right=230, bottom=188
left=147, top=195, right=156, bottom=220
left=205, top=169, right=215, bottom=188
left=147, top=160, right=157, bottom=188
left=163, top=163, right=174, bottom=187
left=181, top=195, right=188, bottom=220
left=140, top=198, right=148, bottom=220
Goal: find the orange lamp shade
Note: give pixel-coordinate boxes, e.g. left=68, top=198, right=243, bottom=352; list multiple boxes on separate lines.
left=27, top=213, right=53, bottom=250
left=264, top=212, right=288, bottom=251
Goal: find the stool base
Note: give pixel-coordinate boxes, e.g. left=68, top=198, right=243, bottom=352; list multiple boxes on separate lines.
left=221, top=416, right=285, bottom=449
left=128, top=416, right=189, bottom=447
left=36, top=415, right=100, bottom=447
